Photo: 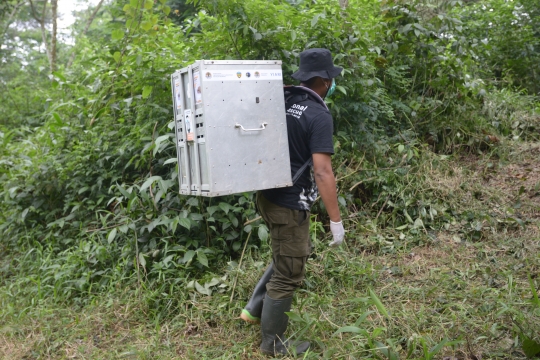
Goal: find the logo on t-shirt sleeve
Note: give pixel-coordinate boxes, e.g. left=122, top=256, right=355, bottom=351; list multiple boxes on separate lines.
left=287, top=104, right=308, bottom=119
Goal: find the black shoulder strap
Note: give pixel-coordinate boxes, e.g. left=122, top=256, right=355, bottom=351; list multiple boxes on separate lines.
left=292, top=158, right=313, bottom=184
left=285, top=93, right=308, bottom=107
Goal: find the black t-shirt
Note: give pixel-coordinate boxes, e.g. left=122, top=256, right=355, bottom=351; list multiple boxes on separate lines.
left=262, top=86, right=334, bottom=211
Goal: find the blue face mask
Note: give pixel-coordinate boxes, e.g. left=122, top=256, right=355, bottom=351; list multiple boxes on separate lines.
left=325, top=79, right=336, bottom=98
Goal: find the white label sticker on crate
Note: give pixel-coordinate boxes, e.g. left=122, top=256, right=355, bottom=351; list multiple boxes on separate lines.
left=193, top=71, right=202, bottom=104
left=203, top=70, right=282, bottom=81
left=184, top=109, right=192, bottom=133
left=174, top=78, right=182, bottom=109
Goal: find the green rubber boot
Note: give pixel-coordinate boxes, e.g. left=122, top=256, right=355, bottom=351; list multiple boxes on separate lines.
left=259, top=294, right=310, bottom=356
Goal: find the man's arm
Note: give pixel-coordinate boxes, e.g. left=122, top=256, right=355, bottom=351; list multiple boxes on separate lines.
left=312, top=152, right=340, bottom=222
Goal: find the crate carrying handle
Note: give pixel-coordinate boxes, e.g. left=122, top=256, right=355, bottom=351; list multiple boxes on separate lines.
left=235, top=122, right=268, bottom=132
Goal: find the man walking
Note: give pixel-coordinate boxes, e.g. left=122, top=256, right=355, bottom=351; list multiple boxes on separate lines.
left=240, top=48, right=345, bottom=356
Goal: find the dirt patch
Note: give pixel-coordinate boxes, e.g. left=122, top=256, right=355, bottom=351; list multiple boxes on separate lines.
left=488, top=161, right=540, bottom=195
left=485, top=143, right=540, bottom=219
left=0, top=334, right=34, bottom=360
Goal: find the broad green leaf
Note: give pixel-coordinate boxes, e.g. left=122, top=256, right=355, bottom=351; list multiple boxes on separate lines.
left=190, top=213, right=203, bottom=221
left=232, top=241, right=241, bottom=251
left=113, top=51, right=122, bottom=63
left=141, top=21, right=152, bottom=31
left=403, top=209, right=414, bottom=224
left=311, top=14, right=319, bottom=27
left=179, top=217, right=191, bottom=230
left=112, top=29, right=124, bottom=41
left=258, top=225, right=268, bottom=241
left=107, top=228, right=117, bottom=244
left=375, top=341, right=390, bottom=356
left=195, top=281, right=210, bottom=295
left=183, top=250, right=195, bottom=263
left=402, top=23, right=412, bottom=33
left=130, top=0, right=139, bottom=8
left=523, top=337, right=540, bottom=358
left=336, top=85, right=347, bottom=95
left=206, top=277, right=220, bottom=287
left=163, top=5, right=171, bottom=15
left=207, top=206, right=219, bottom=216
left=163, top=157, right=177, bottom=165
left=219, top=202, right=232, bottom=214
left=140, top=176, right=162, bottom=191
left=285, top=312, right=303, bottom=322
left=8, top=187, right=19, bottom=199
left=153, top=134, right=172, bottom=156
left=413, top=217, right=424, bottom=229
left=52, top=112, right=62, bottom=123
left=142, top=86, right=153, bottom=99
left=116, top=184, right=133, bottom=200
left=144, top=0, right=153, bottom=9
left=197, top=250, right=209, bottom=267
left=138, top=253, right=146, bottom=268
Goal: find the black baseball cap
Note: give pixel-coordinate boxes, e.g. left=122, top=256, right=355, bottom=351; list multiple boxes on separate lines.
left=291, top=48, right=343, bottom=81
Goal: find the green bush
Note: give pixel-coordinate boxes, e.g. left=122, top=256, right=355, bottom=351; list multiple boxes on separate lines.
left=1, top=0, right=538, bottom=306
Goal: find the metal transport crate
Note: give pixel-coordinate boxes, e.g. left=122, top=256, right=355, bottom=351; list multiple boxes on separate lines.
left=171, top=60, right=292, bottom=196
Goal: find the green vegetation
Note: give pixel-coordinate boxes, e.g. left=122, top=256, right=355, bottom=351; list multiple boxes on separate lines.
left=1, top=0, right=539, bottom=358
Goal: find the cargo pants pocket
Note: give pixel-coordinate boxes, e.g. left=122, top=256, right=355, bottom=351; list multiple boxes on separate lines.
left=278, top=209, right=310, bottom=257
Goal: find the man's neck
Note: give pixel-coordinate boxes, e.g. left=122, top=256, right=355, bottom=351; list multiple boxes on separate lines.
left=294, top=86, right=328, bottom=110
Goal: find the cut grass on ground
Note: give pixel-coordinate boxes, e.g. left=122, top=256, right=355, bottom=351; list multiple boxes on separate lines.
left=1, top=141, right=539, bottom=359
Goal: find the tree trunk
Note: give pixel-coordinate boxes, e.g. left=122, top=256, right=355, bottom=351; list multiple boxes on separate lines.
left=29, top=0, right=53, bottom=72
left=67, top=0, right=106, bottom=69
left=51, top=0, right=57, bottom=72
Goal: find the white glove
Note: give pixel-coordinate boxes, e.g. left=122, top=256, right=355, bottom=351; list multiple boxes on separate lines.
left=329, top=220, right=345, bottom=247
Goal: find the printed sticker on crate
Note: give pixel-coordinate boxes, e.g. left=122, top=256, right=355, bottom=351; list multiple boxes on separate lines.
left=174, top=78, right=182, bottom=109
left=193, top=71, right=202, bottom=105
left=203, top=70, right=282, bottom=81
left=184, top=109, right=194, bottom=141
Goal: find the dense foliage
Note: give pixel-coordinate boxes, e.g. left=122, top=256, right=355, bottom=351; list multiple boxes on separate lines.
left=0, top=0, right=539, bottom=356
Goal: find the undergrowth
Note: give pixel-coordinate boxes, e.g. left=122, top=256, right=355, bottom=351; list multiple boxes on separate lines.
left=1, top=0, right=540, bottom=358
left=2, top=140, right=540, bottom=359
